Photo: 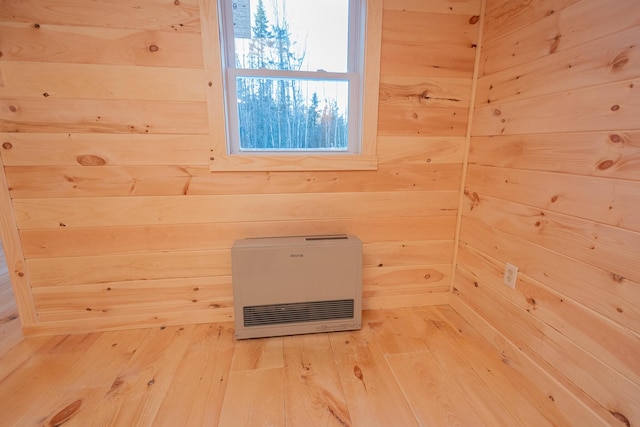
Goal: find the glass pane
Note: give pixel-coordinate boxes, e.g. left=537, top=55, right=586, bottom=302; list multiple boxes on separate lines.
left=236, top=77, right=349, bottom=151
left=232, top=0, right=350, bottom=72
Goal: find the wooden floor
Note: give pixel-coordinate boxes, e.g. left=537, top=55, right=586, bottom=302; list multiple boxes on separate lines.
left=0, top=305, right=572, bottom=426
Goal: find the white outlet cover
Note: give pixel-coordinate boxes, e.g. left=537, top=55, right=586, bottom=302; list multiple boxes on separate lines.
left=503, top=262, right=518, bottom=289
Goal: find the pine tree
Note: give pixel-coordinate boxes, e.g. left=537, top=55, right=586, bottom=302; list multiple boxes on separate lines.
left=235, top=0, right=347, bottom=151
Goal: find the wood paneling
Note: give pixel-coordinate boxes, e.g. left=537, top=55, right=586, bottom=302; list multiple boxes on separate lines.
left=0, top=23, right=204, bottom=67
left=0, top=0, right=201, bottom=32
left=0, top=0, right=480, bottom=333
left=455, top=1, right=640, bottom=425
left=0, top=62, right=207, bottom=101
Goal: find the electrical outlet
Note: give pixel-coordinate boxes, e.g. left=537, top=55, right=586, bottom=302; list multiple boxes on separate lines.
left=503, top=263, right=518, bottom=289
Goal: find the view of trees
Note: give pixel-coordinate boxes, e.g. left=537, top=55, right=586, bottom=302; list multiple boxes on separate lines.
left=234, top=0, right=349, bottom=151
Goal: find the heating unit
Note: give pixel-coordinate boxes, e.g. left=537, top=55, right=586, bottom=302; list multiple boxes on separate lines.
left=231, top=234, right=362, bottom=339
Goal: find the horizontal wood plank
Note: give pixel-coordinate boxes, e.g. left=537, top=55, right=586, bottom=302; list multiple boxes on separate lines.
left=465, top=164, right=640, bottom=232
left=0, top=61, right=207, bottom=101
left=454, top=267, right=640, bottom=426
left=13, top=191, right=459, bottom=229
left=459, top=217, right=640, bottom=335
left=0, top=0, right=200, bottom=32
left=477, top=25, right=640, bottom=105
left=384, top=0, right=481, bottom=15
left=472, top=78, right=640, bottom=136
left=5, top=163, right=463, bottom=198
left=33, top=277, right=233, bottom=322
left=0, top=98, right=209, bottom=134
left=482, top=0, right=579, bottom=46
left=462, top=193, right=640, bottom=284
left=381, top=44, right=477, bottom=79
left=0, top=133, right=210, bottom=166
left=480, top=0, right=640, bottom=75
left=383, top=10, right=480, bottom=48
left=457, top=242, right=640, bottom=386
left=26, top=250, right=231, bottom=287
left=468, top=132, right=640, bottom=181
left=380, top=75, right=473, bottom=109
left=20, top=216, right=458, bottom=258
left=0, top=22, right=203, bottom=67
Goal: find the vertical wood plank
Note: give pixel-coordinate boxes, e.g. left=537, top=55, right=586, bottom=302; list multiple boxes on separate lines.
left=89, top=325, right=196, bottom=426
left=283, top=333, right=352, bottom=426
left=152, top=323, right=235, bottom=426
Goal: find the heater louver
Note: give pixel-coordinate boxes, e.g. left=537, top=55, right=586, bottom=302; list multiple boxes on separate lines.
left=243, top=299, right=355, bottom=327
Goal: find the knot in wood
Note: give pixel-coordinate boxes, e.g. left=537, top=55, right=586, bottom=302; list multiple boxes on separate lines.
left=549, top=34, right=561, bottom=54
left=149, top=44, right=159, bottom=52
left=597, top=159, right=614, bottom=170
left=609, top=51, right=630, bottom=71
left=609, top=133, right=622, bottom=143
left=77, top=154, right=107, bottom=166
left=2, top=142, right=13, bottom=149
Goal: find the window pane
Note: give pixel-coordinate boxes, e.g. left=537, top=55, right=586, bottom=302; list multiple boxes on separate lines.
left=232, top=0, right=350, bottom=73
left=236, top=77, right=349, bottom=151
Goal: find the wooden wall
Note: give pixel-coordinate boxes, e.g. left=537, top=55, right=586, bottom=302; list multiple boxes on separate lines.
left=452, top=0, right=640, bottom=425
left=0, top=0, right=481, bottom=335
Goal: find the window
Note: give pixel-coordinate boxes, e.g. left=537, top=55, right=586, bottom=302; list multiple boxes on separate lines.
left=206, top=0, right=382, bottom=171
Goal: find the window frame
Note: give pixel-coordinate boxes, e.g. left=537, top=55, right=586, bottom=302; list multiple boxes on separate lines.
left=204, top=0, right=382, bottom=171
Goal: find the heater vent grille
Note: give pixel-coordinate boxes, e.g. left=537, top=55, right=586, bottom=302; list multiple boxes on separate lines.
left=243, top=299, right=354, bottom=327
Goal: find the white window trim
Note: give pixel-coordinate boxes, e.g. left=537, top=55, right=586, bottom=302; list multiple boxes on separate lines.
left=201, top=0, right=382, bottom=172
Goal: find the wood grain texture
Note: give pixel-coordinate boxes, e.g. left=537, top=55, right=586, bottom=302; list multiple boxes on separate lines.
left=0, top=0, right=200, bottom=32
left=0, top=244, right=22, bottom=354
left=480, top=0, right=640, bottom=75
left=465, top=164, right=640, bottom=232
left=0, top=0, right=478, bottom=333
left=472, top=78, right=639, bottom=136
left=0, top=61, right=207, bottom=101
left=0, top=98, right=209, bottom=134
left=0, top=22, right=204, bottom=67
left=482, top=0, right=579, bottom=46
left=13, top=191, right=459, bottom=229
left=458, top=2, right=640, bottom=426
left=0, top=306, right=598, bottom=425
left=477, top=25, right=640, bottom=105
left=19, top=216, right=457, bottom=258
left=283, top=334, right=352, bottom=426
left=454, top=268, right=640, bottom=425
left=459, top=217, right=640, bottom=335
left=468, top=132, right=640, bottom=181
left=0, top=133, right=209, bottom=166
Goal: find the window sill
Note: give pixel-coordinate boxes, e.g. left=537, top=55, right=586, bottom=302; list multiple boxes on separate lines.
left=209, top=153, right=378, bottom=172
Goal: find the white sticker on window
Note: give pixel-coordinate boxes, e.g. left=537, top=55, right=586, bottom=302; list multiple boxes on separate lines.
left=232, top=0, right=251, bottom=39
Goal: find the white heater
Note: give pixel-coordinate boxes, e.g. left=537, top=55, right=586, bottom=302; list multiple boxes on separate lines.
left=231, top=235, right=362, bottom=339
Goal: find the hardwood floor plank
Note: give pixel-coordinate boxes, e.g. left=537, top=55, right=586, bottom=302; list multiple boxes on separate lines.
left=151, top=323, right=235, bottom=426
left=230, top=336, right=284, bottom=372
left=17, top=328, right=149, bottom=426
left=0, top=306, right=591, bottom=425
left=0, top=333, right=99, bottom=426
left=387, top=350, right=505, bottom=426
left=426, top=306, right=571, bottom=426
left=89, top=325, right=196, bottom=426
left=329, top=325, right=420, bottom=426
left=363, top=308, right=430, bottom=355
left=283, top=333, right=352, bottom=426
left=218, top=368, right=286, bottom=427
